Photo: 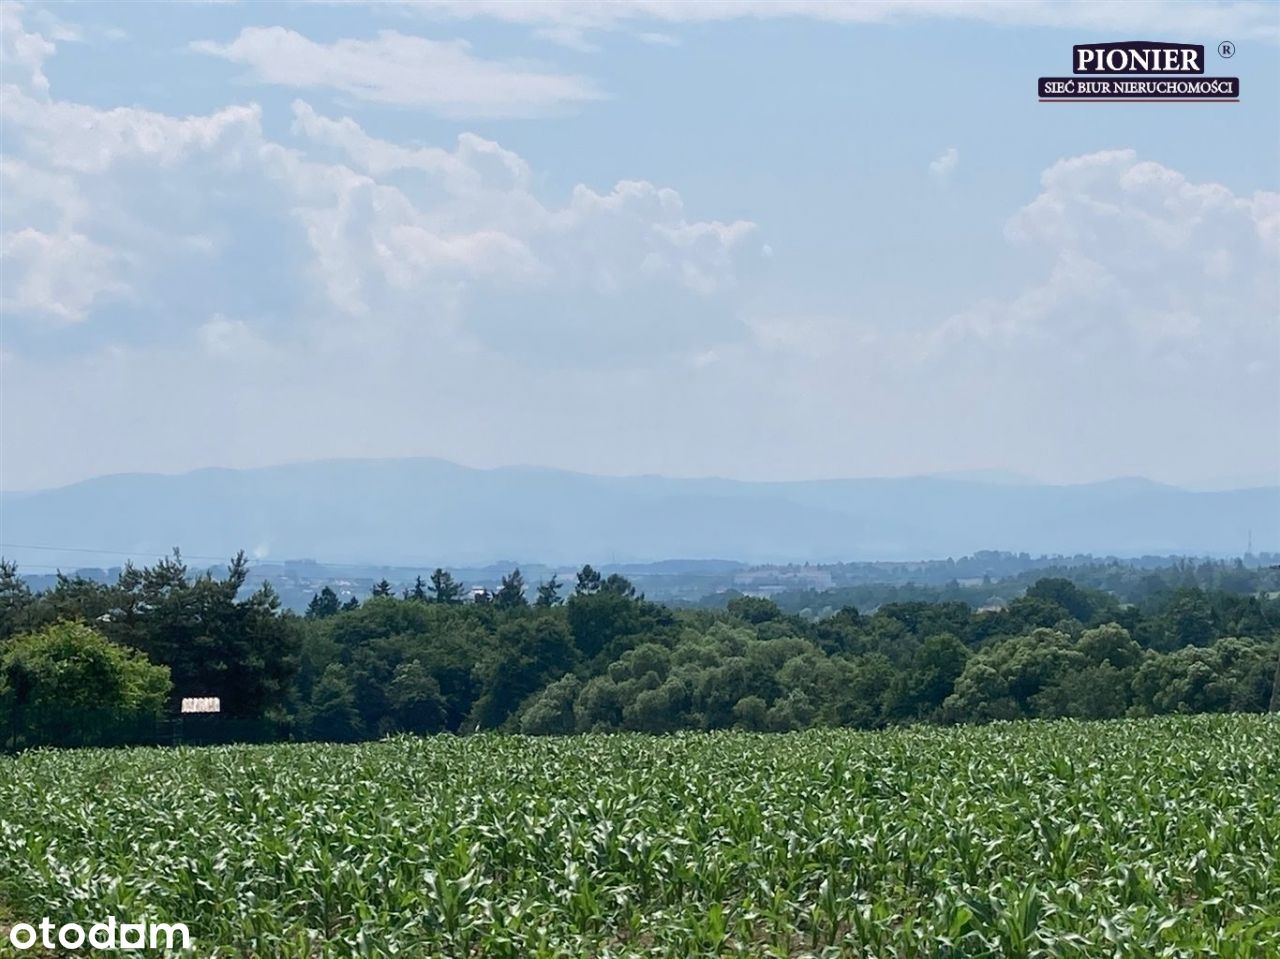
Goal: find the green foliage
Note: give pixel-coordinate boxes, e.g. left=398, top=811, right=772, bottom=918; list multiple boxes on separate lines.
left=726, top=595, right=783, bottom=624
left=428, top=568, right=465, bottom=604
left=306, top=586, right=341, bottom=619
left=307, top=664, right=362, bottom=742
left=471, top=617, right=576, bottom=729
left=2, top=717, right=1277, bottom=956
left=387, top=660, right=448, bottom=735
left=534, top=574, right=563, bottom=608
left=494, top=568, right=528, bottom=609
left=519, top=674, right=580, bottom=735
left=0, top=621, right=171, bottom=748
left=1, top=557, right=1276, bottom=748
left=574, top=564, right=602, bottom=595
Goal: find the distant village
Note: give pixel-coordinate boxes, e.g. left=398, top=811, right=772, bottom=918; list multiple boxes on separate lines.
left=20, top=551, right=1275, bottom=616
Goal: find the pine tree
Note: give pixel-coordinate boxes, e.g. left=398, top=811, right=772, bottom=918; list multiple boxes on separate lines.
left=306, top=586, right=341, bottom=619
left=535, top=574, right=563, bottom=608
left=495, top=568, right=528, bottom=609
left=428, top=568, right=464, bottom=604
left=575, top=564, right=602, bottom=596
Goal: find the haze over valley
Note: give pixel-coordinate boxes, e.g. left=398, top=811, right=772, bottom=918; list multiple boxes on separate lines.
left=4, top=457, right=1275, bottom=571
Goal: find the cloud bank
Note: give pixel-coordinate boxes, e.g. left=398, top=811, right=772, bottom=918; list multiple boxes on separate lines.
left=1, top=3, right=1276, bottom=493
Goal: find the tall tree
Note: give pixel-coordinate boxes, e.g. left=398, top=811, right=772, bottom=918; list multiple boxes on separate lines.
left=429, top=568, right=464, bottom=604
left=575, top=564, right=602, bottom=596
left=408, top=575, right=429, bottom=602
left=306, top=586, right=341, bottom=619
left=371, top=579, right=394, bottom=598
left=601, top=573, right=638, bottom=599
left=108, top=551, right=300, bottom=722
left=0, top=558, right=33, bottom=642
left=495, top=568, right=528, bottom=609
left=387, top=660, right=448, bottom=734
left=307, top=664, right=362, bottom=742
left=535, top=575, right=563, bottom=608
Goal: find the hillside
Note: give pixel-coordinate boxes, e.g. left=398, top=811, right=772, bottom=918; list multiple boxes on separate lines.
left=2, top=458, right=1276, bottom=568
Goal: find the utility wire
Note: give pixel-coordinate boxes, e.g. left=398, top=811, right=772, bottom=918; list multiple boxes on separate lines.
left=0, top=542, right=254, bottom=564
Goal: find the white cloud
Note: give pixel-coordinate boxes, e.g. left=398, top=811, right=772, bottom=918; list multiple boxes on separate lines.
left=276, top=103, right=756, bottom=319
left=929, top=147, right=958, bottom=182
left=0, top=0, right=754, bottom=355
left=0, top=84, right=262, bottom=173
left=289, top=100, right=531, bottom=191
left=0, top=2, right=55, bottom=93
left=198, top=314, right=266, bottom=356
left=938, top=149, right=1279, bottom=371
left=1, top=5, right=1275, bottom=492
left=532, top=25, right=601, bottom=52
left=0, top=228, right=127, bottom=321
left=193, top=27, right=603, bottom=117
left=636, top=32, right=681, bottom=47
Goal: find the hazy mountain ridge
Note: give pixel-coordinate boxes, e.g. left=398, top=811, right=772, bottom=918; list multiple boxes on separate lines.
left=2, top=457, right=1276, bottom=569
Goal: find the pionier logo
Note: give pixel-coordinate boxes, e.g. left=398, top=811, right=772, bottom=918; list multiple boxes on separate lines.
left=1039, top=41, right=1239, bottom=101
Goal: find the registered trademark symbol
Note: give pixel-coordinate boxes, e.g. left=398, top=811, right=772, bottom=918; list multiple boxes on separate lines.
left=1218, top=41, right=1235, bottom=58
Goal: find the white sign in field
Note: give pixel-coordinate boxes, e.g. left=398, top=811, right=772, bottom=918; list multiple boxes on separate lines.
left=180, top=697, right=221, bottom=714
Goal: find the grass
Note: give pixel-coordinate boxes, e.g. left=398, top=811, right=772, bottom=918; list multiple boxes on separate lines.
left=1, top=715, right=1278, bottom=957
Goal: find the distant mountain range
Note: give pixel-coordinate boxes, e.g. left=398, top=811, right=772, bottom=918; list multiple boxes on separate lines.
left=2, top=458, right=1277, bottom=569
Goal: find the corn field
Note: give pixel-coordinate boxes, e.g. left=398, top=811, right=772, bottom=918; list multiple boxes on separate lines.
left=2, top=715, right=1278, bottom=957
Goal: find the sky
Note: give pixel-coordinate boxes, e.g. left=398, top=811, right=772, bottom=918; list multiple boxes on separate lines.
left=1, top=0, right=1278, bottom=492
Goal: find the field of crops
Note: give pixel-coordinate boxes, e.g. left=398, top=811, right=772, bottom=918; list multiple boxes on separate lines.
left=2, top=716, right=1278, bottom=958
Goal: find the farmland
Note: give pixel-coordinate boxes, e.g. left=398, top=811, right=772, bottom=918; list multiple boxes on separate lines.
left=2, top=716, right=1278, bottom=958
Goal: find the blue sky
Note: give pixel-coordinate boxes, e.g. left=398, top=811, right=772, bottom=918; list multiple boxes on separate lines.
left=2, top=1, right=1277, bottom=491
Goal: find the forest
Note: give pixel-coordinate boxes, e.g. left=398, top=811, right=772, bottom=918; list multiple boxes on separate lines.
left=1, top=552, right=1277, bottom=749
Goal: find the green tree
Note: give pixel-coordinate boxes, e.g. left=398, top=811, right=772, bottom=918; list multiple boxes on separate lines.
left=727, top=595, right=783, bottom=624
left=887, top=633, right=970, bottom=720
left=1078, top=623, right=1142, bottom=669
left=1, top=621, right=171, bottom=748
left=471, top=618, right=576, bottom=729
left=387, top=660, right=447, bottom=734
left=408, top=576, right=429, bottom=602
left=732, top=695, right=769, bottom=730
left=308, top=664, right=362, bottom=741
left=306, top=586, right=341, bottom=619
left=535, top=575, right=563, bottom=608
left=370, top=579, right=394, bottom=598
left=766, top=689, right=815, bottom=731
left=1159, top=589, right=1217, bottom=650
left=429, top=568, right=464, bottom=604
left=519, top=674, right=581, bottom=734
left=495, top=568, right=529, bottom=609
left=575, top=564, right=603, bottom=596
left=601, top=573, right=638, bottom=598
left=113, top=552, right=299, bottom=722
left=0, top=559, right=33, bottom=641
left=1025, top=578, right=1099, bottom=623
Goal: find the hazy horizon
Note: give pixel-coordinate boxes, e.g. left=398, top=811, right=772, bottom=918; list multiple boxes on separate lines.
left=5, top=457, right=1276, bottom=571
left=4, top=452, right=1278, bottom=497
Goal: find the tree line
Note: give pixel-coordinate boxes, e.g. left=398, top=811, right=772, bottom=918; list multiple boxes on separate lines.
left=745, top=556, right=1280, bottom=618
left=2, top=552, right=1277, bottom=749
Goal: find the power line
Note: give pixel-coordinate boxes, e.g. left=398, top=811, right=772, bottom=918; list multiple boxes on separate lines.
left=0, top=542, right=242, bottom=564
